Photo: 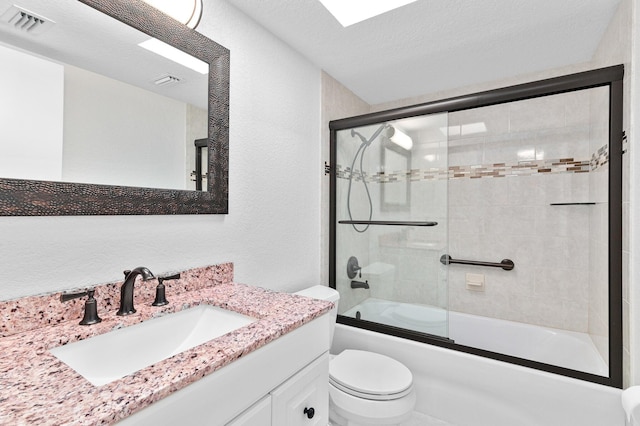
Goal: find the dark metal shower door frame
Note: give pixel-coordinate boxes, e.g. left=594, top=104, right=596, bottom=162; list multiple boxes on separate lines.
left=329, top=65, right=624, bottom=388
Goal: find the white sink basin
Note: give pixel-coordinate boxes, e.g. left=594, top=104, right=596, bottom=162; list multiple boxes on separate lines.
left=50, top=305, right=256, bottom=386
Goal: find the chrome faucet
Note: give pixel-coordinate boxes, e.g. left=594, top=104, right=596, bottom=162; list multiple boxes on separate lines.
left=116, top=266, right=155, bottom=316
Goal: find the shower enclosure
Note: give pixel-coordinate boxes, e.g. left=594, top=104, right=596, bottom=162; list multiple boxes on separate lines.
left=329, top=66, right=623, bottom=387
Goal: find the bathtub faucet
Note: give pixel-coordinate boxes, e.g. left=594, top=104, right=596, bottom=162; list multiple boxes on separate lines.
left=350, top=280, right=369, bottom=289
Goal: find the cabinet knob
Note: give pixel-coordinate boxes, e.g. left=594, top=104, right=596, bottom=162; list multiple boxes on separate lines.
left=303, top=407, right=315, bottom=419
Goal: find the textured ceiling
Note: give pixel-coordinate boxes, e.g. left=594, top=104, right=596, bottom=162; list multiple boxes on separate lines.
left=225, top=0, right=622, bottom=104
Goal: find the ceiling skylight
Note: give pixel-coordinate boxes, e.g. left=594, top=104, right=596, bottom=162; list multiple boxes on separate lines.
left=318, top=0, right=418, bottom=27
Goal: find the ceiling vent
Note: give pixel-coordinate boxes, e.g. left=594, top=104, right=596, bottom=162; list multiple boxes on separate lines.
left=0, top=5, right=55, bottom=35
left=153, top=75, right=182, bottom=87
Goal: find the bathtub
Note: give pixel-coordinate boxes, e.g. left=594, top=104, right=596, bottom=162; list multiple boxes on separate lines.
left=342, top=298, right=608, bottom=377
left=332, top=322, right=624, bottom=426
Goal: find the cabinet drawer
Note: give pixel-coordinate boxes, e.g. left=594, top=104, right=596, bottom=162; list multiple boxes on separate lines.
left=271, top=353, right=329, bottom=426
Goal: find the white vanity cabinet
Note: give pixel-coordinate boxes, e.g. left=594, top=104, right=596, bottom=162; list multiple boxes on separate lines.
left=118, top=313, right=330, bottom=426
left=226, top=396, right=271, bottom=426
left=270, top=353, right=329, bottom=426
left=227, top=354, right=328, bottom=426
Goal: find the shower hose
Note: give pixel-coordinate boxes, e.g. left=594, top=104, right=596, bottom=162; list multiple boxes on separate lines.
left=347, top=124, right=390, bottom=233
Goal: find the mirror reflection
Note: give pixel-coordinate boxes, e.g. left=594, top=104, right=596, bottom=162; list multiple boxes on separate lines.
left=0, top=0, right=208, bottom=190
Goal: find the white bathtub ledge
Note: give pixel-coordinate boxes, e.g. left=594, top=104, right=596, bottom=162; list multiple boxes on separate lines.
left=622, top=386, right=640, bottom=423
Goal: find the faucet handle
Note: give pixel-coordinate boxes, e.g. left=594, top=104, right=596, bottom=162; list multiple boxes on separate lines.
left=60, top=288, right=102, bottom=326
left=159, top=272, right=181, bottom=282
left=152, top=273, right=181, bottom=307
left=60, top=288, right=90, bottom=303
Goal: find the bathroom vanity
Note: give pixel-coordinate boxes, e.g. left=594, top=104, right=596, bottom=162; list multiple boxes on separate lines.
left=119, top=318, right=330, bottom=425
left=0, top=264, right=332, bottom=425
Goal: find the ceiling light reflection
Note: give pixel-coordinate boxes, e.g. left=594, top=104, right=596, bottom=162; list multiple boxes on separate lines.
left=138, top=38, right=209, bottom=74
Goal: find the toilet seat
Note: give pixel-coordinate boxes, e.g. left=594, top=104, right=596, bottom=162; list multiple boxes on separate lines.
left=329, top=350, right=413, bottom=401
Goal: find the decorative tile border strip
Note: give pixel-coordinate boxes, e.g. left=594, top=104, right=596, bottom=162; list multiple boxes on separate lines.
left=591, top=144, right=609, bottom=170
left=336, top=145, right=608, bottom=183
left=449, top=158, right=590, bottom=180
left=337, top=157, right=590, bottom=183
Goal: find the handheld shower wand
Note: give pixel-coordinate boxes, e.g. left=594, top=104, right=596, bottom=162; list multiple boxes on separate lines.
left=346, top=124, right=391, bottom=233
left=351, top=124, right=391, bottom=147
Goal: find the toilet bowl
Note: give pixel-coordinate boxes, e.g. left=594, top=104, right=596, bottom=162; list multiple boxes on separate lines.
left=294, top=285, right=416, bottom=426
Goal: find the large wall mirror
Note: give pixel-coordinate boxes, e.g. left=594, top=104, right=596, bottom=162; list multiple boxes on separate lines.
left=0, top=0, right=229, bottom=215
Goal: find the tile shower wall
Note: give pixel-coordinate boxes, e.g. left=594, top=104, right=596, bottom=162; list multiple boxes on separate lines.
left=335, top=88, right=610, bottom=340
left=448, top=88, right=608, bottom=334
left=588, top=87, right=611, bottom=364
left=371, top=117, right=449, bottom=310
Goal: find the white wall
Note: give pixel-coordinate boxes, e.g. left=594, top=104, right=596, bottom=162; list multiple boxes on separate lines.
left=63, top=64, right=188, bottom=190
left=0, top=0, right=322, bottom=300
left=0, top=44, right=64, bottom=181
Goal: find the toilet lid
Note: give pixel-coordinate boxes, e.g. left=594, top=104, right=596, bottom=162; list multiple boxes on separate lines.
left=329, top=350, right=413, bottom=401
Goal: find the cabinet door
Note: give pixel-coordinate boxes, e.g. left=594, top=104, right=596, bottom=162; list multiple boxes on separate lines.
left=271, top=353, right=329, bottom=426
left=226, top=395, right=271, bottom=426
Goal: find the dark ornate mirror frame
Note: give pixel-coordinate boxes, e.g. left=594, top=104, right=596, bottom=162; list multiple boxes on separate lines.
left=0, top=0, right=229, bottom=215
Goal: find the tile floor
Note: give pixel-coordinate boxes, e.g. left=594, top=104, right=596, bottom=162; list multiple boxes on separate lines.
left=329, top=411, right=454, bottom=426
left=401, top=411, right=455, bottom=426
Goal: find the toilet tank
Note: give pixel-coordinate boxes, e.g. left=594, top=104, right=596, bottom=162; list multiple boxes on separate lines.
left=294, top=285, right=340, bottom=345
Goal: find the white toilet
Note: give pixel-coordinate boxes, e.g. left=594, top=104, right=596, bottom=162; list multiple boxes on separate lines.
left=295, top=285, right=416, bottom=426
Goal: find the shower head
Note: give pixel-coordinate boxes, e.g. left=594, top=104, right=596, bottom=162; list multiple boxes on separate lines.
left=382, top=125, right=413, bottom=150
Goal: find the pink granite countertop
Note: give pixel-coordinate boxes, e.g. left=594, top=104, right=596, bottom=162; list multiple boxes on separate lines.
left=0, top=282, right=332, bottom=425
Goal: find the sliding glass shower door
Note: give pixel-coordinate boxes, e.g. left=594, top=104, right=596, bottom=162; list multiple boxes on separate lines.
left=333, top=113, right=450, bottom=340
left=330, top=66, right=623, bottom=387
